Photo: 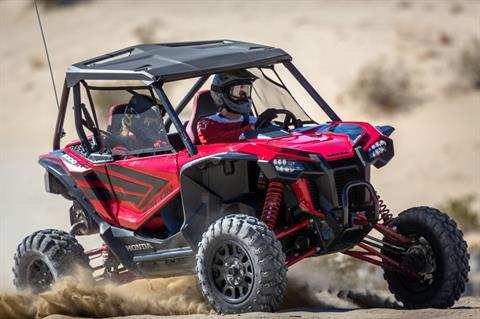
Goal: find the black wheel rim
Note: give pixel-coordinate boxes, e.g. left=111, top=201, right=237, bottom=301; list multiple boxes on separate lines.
left=387, top=234, right=438, bottom=293
left=403, top=235, right=437, bottom=291
left=26, top=258, right=54, bottom=293
left=210, top=240, right=254, bottom=303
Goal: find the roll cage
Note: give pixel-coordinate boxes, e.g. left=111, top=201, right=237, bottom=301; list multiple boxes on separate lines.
left=53, top=40, right=341, bottom=156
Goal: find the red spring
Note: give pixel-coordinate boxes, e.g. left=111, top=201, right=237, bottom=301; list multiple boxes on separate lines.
left=377, top=195, right=393, bottom=225
left=261, top=182, right=285, bottom=230
left=101, top=243, right=110, bottom=264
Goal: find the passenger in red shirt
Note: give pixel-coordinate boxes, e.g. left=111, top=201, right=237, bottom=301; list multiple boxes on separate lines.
left=197, top=70, right=257, bottom=144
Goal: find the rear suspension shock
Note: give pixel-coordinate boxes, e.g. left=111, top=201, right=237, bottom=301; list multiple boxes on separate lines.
left=261, top=181, right=285, bottom=230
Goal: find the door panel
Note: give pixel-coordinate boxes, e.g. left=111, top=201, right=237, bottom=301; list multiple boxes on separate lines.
left=106, top=153, right=180, bottom=230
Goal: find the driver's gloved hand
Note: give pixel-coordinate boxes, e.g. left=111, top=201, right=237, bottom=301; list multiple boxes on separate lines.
left=239, top=132, right=247, bottom=141
left=255, top=108, right=278, bottom=129
left=153, top=139, right=166, bottom=148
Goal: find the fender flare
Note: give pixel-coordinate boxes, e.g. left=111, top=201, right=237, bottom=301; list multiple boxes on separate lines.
left=39, top=157, right=140, bottom=273
left=179, top=152, right=258, bottom=250
left=39, top=157, right=103, bottom=226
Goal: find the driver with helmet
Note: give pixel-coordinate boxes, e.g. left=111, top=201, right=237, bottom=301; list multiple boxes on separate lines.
left=196, top=70, right=257, bottom=144
left=108, top=94, right=168, bottom=151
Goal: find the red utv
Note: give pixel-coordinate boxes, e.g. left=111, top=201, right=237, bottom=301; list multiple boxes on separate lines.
left=13, top=40, right=469, bottom=313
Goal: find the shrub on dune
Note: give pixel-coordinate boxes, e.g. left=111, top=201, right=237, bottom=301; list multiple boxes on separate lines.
left=458, top=38, right=480, bottom=90
left=350, top=61, right=415, bottom=114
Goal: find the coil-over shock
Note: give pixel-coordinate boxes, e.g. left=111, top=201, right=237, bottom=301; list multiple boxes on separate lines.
left=377, top=194, right=393, bottom=225
left=260, top=181, right=285, bottom=230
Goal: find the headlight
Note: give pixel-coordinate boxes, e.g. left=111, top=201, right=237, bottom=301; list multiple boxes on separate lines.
left=273, top=158, right=304, bottom=174
left=368, top=140, right=388, bottom=160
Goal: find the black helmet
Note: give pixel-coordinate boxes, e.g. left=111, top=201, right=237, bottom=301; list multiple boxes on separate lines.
left=210, top=70, right=257, bottom=115
left=125, top=94, right=164, bottom=144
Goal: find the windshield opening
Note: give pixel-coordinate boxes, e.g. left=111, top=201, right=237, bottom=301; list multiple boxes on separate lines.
left=163, top=63, right=330, bottom=134
left=72, top=80, right=174, bottom=157
left=249, top=66, right=313, bottom=123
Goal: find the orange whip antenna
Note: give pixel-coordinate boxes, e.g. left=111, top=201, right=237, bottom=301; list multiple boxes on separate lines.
left=33, top=0, right=60, bottom=110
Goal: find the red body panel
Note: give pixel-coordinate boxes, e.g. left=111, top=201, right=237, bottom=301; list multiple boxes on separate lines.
left=107, top=154, right=179, bottom=230
left=291, top=178, right=324, bottom=217
left=44, top=143, right=180, bottom=229
left=43, top=121, right=388, bottom=231
left=179, top=121, right=389, bottom=167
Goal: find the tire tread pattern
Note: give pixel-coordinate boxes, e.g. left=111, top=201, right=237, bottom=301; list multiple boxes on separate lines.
left=383, top=207, right=470, bottom=309
left=13, top=229, right=90, bottom=291
left=196, top=215, right=287, bottom=314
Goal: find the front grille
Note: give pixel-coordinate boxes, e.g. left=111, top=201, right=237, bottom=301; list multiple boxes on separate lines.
left=329, top=158, right=357, bottom=169
left=334, top=167, right=363, bottom=206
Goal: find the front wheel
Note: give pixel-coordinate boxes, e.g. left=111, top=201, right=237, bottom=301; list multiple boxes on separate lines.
left=196, top=215, right=287, bottom=314
left=382, top=207, right=470, bottom=308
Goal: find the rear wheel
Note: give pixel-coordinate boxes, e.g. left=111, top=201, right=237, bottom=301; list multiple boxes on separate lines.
left=382, top=207, right=470, bottom=308
left=13, top=229, right=91, bottom=293
left=196, top=215, right=287, bottom=314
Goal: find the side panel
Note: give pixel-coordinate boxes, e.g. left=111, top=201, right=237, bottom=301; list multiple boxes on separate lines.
left=39, top=150, right=190, bottom=276
left=105, top=225, right=195, bottom=277
left=106, top=153, right=180, bottom=230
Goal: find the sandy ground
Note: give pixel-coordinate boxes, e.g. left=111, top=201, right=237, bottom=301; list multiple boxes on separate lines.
left=0, top=0, right=480, bottom=318
left=44, top=297, right=480, bottom=319
left=0, top=274, right=478, bottom=319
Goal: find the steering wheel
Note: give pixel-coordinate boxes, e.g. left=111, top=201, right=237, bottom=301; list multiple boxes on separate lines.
left=97, top=128, right=132, bottom=151
left=255, top=108, right=302, bottom=130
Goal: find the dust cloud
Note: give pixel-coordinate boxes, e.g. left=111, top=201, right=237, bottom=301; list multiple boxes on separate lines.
left=284, top=255, right=400, bottom=310
left=0, top=264, right=399, bottom=319
left=0, top=275, right=211, bottom=319
left=0, top=292, right=35, bottom=319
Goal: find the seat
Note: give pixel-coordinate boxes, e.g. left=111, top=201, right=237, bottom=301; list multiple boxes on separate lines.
left=185, top=90, right=218, bottom=144
left=106, top=102, right=128, bottom=135
left=107, top=95, right=158, bottom=134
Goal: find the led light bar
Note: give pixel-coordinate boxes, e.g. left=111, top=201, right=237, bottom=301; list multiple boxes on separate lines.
left=368, top=140, right=388, bottom=160
left=273, top=158, right=304, bottom=174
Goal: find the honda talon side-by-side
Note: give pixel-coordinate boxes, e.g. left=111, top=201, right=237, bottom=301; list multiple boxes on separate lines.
left=14, top=40, right=469, bottom=313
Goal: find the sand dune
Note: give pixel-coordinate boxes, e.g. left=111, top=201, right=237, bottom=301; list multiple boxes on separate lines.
left=0, top=0, right=479, bottom=318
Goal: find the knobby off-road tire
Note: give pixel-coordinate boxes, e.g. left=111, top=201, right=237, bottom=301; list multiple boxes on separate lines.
left=13, top=229, right=91, bottom=293
left=196, top=215, right=287, bottom=314
left=382, top=207, right=470, bottom=309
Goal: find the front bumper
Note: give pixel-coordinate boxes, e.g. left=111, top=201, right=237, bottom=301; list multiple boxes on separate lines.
left=341, top=180, right=379, bottom=227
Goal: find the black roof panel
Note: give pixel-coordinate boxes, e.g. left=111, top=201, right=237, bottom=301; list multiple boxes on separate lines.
left=66, top=40, right=291, bottom=87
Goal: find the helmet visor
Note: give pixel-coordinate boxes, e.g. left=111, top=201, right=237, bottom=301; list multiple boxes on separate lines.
left=229, top=83, right=252, bottom=101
